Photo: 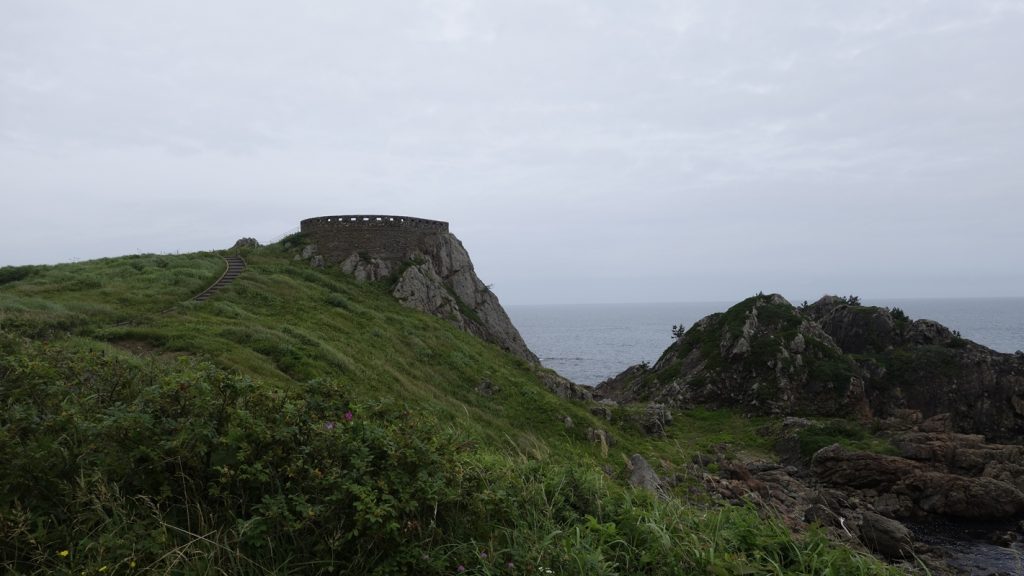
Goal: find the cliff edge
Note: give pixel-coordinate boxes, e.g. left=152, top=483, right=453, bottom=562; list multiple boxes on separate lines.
left=291, top=221, right=538, bottom=364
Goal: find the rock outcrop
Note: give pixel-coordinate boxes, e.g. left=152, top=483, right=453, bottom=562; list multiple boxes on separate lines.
left=596, top=294, right=871, bottom=418
left=627, top=454, right=663, bottom=495
left=811, top=442, right=1024, bottom=519
left=597, top=293, right=1024, bottom=441
left=232, top=237, right=260, bottom=249
left=803, top=296, right=1024, bottom=443
left=293, top=229, right=538, bottom=364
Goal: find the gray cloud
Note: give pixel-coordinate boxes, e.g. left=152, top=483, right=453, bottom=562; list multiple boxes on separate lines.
left=2, top=0, right=1022, bottom=303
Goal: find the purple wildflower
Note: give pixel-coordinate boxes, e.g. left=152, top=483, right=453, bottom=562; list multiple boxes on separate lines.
left=479, top=551, right=488, bottom=559
left=456, top=565, right=466, bottom=573
left=344, top=411, right=354, bottom=422
left=324, top=421, right=336, bottom=430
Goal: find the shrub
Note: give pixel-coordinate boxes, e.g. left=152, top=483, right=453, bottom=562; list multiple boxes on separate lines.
left=0, top=265, right=39, bottom=286
left=0, top=334, right=470, bottom=574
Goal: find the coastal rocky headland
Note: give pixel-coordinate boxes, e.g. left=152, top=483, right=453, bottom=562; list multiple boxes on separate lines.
left=596, top=293, right=1024, bottom=442
left=594, top=294, right=1024, bottom=573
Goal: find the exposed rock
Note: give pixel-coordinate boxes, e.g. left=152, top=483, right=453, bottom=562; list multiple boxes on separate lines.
left=872, top=493, right=915, bottom=518
left=563, top=416, right=574, bottom=429
left=803, top=298, right=900, bottom=354
left=789, top=333, right=806, bottom=354
left=300, top=244, right=318, bottom=260
left=782, top=416, right=815, bottom=430
left=310, top=255, right=325, bottom=269
left=590, top=406, right=614, bottom=421
left=408, top=233, right=538, bottom=363
left=812, top=444, right=923, bottom=491
left=232, top=237, right=260, bottom=248
left=859, top=511, right=914, bottom=559
left=537, top=370, right=593, bottom=402
left=339, top=254, right=395, bottom=282
left=906, top=473, right=1024, bottom=518
left=297, top=225, right=538, bottom=364
left=811, top=444, right=1024, bottom=519
left=475, top=380, right=499, bottom=397
left=596, top=294, right=871, bottom=418
left=628, top=454, right=662, bottom=494
left=803, top=296, right=1024, bottom=443
left=637, top=403, right=673, bottom=436
left=586, top=428, right=615, bottom=448
left=393, top=265, right=463, bottom=324
left=598, top=293, right=1024, bottom=442
left=804, top=503, right=842, bottom=529
left=919, top=413, right=954, bottom=433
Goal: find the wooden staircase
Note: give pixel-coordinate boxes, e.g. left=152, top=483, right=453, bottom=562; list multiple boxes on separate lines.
left=194, top=255, right=246, bottom=302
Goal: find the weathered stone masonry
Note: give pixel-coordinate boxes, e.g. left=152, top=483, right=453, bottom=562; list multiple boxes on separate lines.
left=300, top=215, right=450, bottom=263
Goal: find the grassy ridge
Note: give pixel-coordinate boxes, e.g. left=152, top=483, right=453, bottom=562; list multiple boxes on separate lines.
left=0, top=245, right=903, bottom=575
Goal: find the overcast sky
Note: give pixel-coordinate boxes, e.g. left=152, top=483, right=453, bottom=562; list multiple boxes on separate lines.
left=2, top=1, right=1022, bottom=304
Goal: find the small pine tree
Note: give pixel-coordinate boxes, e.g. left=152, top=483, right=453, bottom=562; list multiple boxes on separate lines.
left=890, top=307, right=909, bottom=322
left=672, top=323, right=686, bottom=340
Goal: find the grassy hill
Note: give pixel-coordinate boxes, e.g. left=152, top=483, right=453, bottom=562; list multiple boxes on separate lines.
left=0, top=242, right=902, bottom=575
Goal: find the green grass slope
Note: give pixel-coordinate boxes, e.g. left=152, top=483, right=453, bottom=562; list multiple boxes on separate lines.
left=0, top=244, right=903, bottom=575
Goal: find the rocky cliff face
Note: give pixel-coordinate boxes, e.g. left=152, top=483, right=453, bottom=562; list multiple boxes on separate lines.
left=597, top=294, right=1024, bottom=441
left=596, top=294, right=871, bottom=417
left=294, top=232, right=538, bottom=364
left=803, top=296, right=1024, bottom=442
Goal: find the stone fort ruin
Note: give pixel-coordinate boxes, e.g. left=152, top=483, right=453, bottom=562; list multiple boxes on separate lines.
left=300, top=215, right=450, bottom=264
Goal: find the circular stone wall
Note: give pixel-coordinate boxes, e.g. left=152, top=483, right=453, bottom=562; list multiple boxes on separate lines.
left=299, top=215, right=450, bottom=262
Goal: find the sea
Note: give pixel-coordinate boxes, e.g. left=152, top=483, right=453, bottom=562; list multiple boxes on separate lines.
left=506, top=298, right=1024, bottom=386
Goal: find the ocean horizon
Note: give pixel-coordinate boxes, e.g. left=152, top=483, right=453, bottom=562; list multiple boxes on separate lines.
left=507, top=297, right=1024, bottom=386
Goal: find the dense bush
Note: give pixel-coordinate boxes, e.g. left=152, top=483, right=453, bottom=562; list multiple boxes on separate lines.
left=0, top=334, right=470, bottom=574
left=0, top=265, right=39, bottom=286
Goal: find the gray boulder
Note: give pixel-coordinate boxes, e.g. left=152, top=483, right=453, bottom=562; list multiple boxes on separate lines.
left=628, top=454, right=662, bottom=494
left=637, top=403, right=673, bottom=436
left=232, top=237, right=260, bottom=248
left=858, top=512, right=914, bottom=559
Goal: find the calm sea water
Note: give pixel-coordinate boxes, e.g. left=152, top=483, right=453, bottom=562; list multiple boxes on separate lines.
left=506, top=298, right=1024, bottom=386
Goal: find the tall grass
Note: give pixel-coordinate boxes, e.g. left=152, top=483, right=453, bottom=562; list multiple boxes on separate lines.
left=0, top=246, right=908, bottom=575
